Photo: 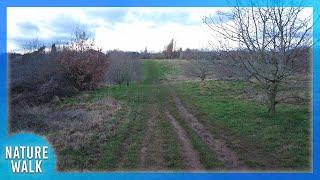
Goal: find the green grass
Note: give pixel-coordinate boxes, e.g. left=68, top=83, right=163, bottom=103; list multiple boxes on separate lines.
left=119, top=85, right=148, bottom=169
left=157, top=86, right=184, bottom=169
left=96, top=106, right=131, bottom=169
left=95, top=84, right=147, bottom=169
left=61, top=84, right=130, bottom=106
left=164, top=87, right=222, bottom=169
left=58, top=59, right=310, bottom=170
left=142, top=60, right=179, bottom=83
left=140, top=61, right=183, bottom=169
left=173, top=80, right=310, bottom=169
left=95, top=60, right=183, bottom=170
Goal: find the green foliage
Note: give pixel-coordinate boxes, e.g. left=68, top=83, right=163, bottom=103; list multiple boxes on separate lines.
left=165, top=90, right=222, bottom=169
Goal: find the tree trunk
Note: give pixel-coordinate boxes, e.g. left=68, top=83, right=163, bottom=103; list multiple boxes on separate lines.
left=199, top=79, right=205, bottom=95
left=267, top=91, right=276, bottom=116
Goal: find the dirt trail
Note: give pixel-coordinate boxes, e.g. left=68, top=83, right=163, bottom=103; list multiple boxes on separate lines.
left=139, top=105, right=157, bottom=168
left=165, top=107, right=204, bottom=170
left=170, top=90, right=247, bottom=170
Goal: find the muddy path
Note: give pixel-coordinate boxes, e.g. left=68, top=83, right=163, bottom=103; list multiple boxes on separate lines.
left=165, top=107, right=204, bottom=170
left=139, top=104, right=157, bottom=168
left=170, top=90, right=247, bottom=170
left=139, top=61, right=203, bottom=170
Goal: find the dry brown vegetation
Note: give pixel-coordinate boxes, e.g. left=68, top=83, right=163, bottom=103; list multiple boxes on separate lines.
left=10, top=95, right=121, bottom=169
left=57, top=49, right=109, bottom=90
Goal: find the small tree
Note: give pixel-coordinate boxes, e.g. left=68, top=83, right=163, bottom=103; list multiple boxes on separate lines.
left=204, top=4, right=312, bottom=116
left=164, top=38, right=175, bottom=59
left=141, top=47, right=150, bottom=59
left=69, top=25, right=95, bottom=52
left=186, top=58, right=214, bottom=94
left=144, top=47, right=148, bottom=54
left=187, top=59, right=214, bottom=82
left=51, top=43, right=57, bottom=55
left=57, top=25, right=108, bottom=90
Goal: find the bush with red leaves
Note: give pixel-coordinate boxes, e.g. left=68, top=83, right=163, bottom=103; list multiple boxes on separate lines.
left=57, top=49, right=109, bottom=90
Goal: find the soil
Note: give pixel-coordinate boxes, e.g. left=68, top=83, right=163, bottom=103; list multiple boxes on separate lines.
left=170, top=90, right=248, bottom=170
left=139, top=104, right=157, bottom=168
left=165, top=107, right=204, bottom=170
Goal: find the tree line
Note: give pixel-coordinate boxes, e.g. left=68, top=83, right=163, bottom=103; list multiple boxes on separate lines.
left=9, top=3, right=312, bottom=116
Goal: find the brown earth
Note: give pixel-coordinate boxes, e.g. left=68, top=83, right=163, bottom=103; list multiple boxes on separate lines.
left=170, top=90, right=248, bottom=170
left=165, top=107, right=204, bottom=170
left=139, top=104, right=157, bottom=168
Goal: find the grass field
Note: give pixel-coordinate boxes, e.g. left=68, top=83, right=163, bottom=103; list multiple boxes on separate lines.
left=173, top=81, right=310, bottom=169
left=57, top=59, right=311, bottom=171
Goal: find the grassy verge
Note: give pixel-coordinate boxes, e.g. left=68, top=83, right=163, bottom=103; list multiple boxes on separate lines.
left=163, top=87, right=222, bottom=169
left=94, top=84, right=147, bottom=170
left=157, top=86, right=183, bottom=169
left=140, top=61, right=183, bottom=169
left=95, top=60, right=183, bottom=170
left=142, top=60, right=181, bottom=82
left=96, top=105, right=132, bottom=169
left=173, top=80, right=310, bottom=169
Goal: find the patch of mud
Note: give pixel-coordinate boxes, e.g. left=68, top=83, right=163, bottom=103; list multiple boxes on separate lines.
left=138, top=104, right=167, bottom=170
left=170, top=90, right=247, bottom=170
left=165, top=108, right=204, bottom=170
left=139, top=106, right=157, bottom=168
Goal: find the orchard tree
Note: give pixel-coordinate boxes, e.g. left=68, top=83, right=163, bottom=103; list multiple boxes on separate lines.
left=186, top=58, right=214, bottom=94
left=186, top=59, right=214, bottom=82
left=204, top=4, right=312, bottom=116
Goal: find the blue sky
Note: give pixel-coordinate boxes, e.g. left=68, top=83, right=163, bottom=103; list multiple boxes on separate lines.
left=7, top=7, right=226, bottom=52
left=7, top=7, right=312, bottom=53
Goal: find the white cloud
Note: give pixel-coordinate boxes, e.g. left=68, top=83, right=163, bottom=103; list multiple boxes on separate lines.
left=7, top=7, right=312, bottom=53
left=7, top=7, right=221, bottom=52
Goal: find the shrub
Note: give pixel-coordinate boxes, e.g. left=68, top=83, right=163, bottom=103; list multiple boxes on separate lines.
left=9, top=50, right=73, bottom=104
left=104, top=51, right=141, bottom=85
left=9, top=50, right=56, bottom=92
left=57, top=49, right=109, bottom=90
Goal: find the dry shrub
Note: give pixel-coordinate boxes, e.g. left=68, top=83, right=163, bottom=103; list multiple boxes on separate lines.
left=47, top=97, right=120, bottom=150
left=105, top=51, right=142, bottom=85
left=11, top=96, right=120, bottom=153
left=9, top=49, right=80, bottom=104
left=57, top=49, right=109, bottom=90
left=9, top=51, right=57, bottom=93
left=9, top=102, right=51, bottom=133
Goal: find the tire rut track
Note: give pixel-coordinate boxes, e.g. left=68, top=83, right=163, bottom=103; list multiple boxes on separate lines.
left=170, top=90, right=247, bottom=170
left=165, top=107, right=204, bottom=170
left=139, top=104, right=157, bottom=168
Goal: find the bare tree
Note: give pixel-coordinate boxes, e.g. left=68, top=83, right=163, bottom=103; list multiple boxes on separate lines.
left=51, top=43, right=57, bottom=55
left=23, top=38, right=44, bottom=52
left=141, top=47, right=150, bottom=59
left=204, top=4, right=312, bottom=116
left=186, top=58, right=215, bottom=94
left=69, top=24, right=95, bottom=52
left=186, top=59, right=214, bottom=82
